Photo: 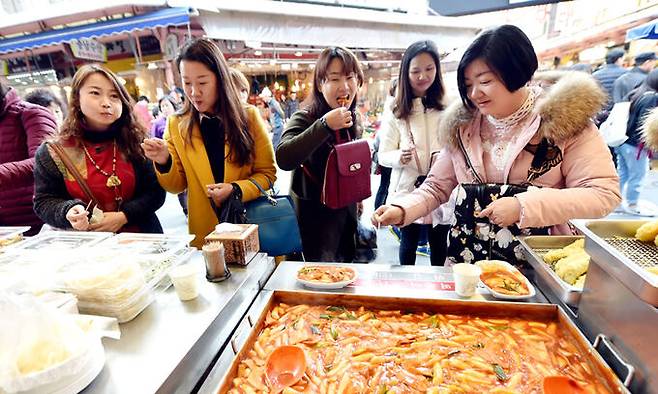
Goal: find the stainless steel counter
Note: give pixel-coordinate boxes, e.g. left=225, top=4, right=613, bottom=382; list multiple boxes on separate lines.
left=82, top=252, right=275, bottom=394
left=264, top=262, right=548, bottom=303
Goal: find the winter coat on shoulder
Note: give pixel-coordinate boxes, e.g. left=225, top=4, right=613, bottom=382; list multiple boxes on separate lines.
left=640, top=105, right=658, bottom=153
left=0, top=88, right=56, bottom=232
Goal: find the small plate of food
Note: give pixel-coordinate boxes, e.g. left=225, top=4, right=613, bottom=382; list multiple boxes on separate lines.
left=296, top=265, right=357, bottom=289
left=475, top=260, right=536, bottom=300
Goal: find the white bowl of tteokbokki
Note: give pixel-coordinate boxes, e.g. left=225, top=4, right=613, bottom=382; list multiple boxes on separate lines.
left=219, top=291, right=623, bottom=393
left=476, top=259, right=537, bottom=301
left=296, top=265, right=357, bottom=289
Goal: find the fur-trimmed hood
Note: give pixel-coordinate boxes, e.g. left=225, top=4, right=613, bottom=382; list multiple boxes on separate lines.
left=438, top=72, right=607, bottom=147
left=642, top=107, right=658, bottom=152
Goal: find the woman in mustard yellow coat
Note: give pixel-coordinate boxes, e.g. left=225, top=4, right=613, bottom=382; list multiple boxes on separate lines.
left=142, top=39, right=276, bottom=248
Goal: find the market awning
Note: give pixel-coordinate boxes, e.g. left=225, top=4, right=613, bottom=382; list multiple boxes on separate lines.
left=626, top=18, right=658, bottom=41
left=196, top=8, right=479, bottom=51
left=0, top=7, right=192, bottom=55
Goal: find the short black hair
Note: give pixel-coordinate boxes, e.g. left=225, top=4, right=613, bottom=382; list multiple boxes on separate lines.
left=24, top=88, right=67, bottom=117
left=457, top=25, right=538, bottom=109
left=605, top=49, right=624, bottom=64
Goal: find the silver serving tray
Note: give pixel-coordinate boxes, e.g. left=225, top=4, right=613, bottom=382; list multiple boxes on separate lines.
left=519, top=235, right=584, bottom=306
left=571, top=219, right=658, bottom=306
left=202, top=290, right=627, bottom=394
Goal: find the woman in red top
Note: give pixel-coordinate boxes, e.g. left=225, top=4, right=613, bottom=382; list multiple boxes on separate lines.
left=33, top=65, right=165, bottom=233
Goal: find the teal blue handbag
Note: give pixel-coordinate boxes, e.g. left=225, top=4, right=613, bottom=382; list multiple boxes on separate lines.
left=245, top=179, right=303, bottom=256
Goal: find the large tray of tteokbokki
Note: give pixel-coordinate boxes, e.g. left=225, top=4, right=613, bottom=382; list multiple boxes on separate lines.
left=217, top=291, right=625, bottom=394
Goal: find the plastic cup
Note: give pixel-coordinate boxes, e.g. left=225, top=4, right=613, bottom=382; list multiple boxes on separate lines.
left=169, top=264, right=200, bottom=301
left=453, top=263, right=482, bottom=297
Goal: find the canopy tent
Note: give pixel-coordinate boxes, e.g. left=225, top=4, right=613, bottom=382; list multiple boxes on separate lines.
left=626, top=18, right=658, bottom=41
left=197, top=8, right=478, bottom=52
left=0, top=7, right=192, bottom=55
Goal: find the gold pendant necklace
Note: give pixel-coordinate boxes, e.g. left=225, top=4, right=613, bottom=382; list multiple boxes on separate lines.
left=82, top=140, right=122, bottom=189
left=106, top=174, right=122, bottom=188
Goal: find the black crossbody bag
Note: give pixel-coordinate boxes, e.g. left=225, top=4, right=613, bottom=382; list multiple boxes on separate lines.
left=446, top=133, right=562, bottom=265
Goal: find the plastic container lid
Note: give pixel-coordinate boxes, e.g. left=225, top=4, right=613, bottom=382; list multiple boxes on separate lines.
left=94, top=233, right=194, bottom=260
left=13, top=231, right=113, bottom=252
left=58, top=260, right=147, bottom=301
left=56, top=247, right=193, bottom=323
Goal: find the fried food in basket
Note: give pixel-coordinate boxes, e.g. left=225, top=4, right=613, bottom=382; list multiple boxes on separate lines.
left=543, top=239, right=585, bottom=264
left=635, top=219, right=658, bottom=242
left=542, top=240, right=590, bottom=286
left=554, top=250, right=590, bottom=285
left=573, top=274, right=587, bottom=289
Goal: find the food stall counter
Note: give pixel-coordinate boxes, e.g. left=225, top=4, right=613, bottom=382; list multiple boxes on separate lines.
left=264, top=261, right=548, bottom=303
left=81, top=252, right=275, bottom=394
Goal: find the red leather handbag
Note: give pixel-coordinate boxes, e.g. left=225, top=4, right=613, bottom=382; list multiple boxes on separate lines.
left=303, top=130, right=372, bottom=210
left=322, top=138, right=371, bottom=209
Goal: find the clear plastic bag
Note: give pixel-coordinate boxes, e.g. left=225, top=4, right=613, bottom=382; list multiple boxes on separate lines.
left=0, top=293, right=91, bottom=393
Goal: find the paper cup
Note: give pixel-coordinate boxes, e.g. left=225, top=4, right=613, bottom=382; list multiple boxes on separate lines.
left=453, top=263, right=482, bottom=297
left=169, top=264, right=199, bottom=301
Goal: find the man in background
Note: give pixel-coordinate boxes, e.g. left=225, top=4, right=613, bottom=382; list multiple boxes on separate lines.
left=593, top=48, right=627, bottom=122
left=285, top=91, right=299, bottom=120
left=260, top=87, right=285, bottom=148
left=613, top=51, right=656, bottom=102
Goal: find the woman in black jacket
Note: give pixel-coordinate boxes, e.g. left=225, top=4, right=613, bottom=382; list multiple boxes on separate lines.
left=34, top=65, right=165, bottom=233
left=276, top=47, right=364, bottom=262
left=615, top=68, right=658, bottom=215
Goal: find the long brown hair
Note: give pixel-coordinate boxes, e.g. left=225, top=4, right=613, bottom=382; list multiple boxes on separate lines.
left=176, top=38, right=253, bottom=166
left=394, top=40, right=445, bottom=120
left=57, top=65, right=148, bottom=162
left=303, top=47, right=364, bottom=133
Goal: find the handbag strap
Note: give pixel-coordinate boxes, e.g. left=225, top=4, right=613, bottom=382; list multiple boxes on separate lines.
left=404, top=118, right=424, bottom=175
left=456, top=132, right=485, bottom=184
left=301, top=164, right=320, bottom=186
left=48, top=142, right=102, bottom=209
left=457, top=129, right=556, bottom=185
left=248, top=178, right=277, bottom=205
left=335, top=129, right=352, bottom=145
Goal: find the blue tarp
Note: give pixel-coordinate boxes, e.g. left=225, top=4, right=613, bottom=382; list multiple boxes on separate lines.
left=0, top=7, right=191, bottom=54
left=626, top=19, right=658, bottom=41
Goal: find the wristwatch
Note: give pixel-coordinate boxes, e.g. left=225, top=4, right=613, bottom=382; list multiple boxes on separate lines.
left=319, top=116, right=330, bottom=130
